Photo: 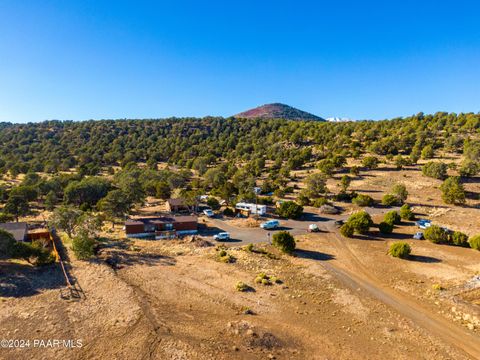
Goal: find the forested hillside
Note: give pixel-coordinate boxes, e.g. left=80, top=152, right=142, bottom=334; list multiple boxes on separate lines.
left=0, top=111, right=478, bottom=224
left=0, top=112, right=478, bottom=176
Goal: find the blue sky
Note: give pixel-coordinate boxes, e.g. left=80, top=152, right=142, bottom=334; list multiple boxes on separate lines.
left=1, top=0, right=479, bottom=122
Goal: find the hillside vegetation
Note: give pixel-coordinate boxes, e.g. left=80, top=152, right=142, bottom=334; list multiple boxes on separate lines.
left=0, top=112, right=478, bottom=176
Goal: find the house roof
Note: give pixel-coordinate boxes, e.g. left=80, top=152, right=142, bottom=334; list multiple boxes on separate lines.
left=167, top=198, right=186, bottom=206
left=0, top=222, right=28, bottom=241
left=125, top=216, right=197, bottom=226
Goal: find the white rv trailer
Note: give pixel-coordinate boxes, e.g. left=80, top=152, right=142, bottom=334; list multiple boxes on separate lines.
left=235, top=202, right=267, bottom=216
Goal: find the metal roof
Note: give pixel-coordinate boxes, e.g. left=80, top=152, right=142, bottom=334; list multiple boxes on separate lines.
left=125, top=216, right=197, bottom=226
left=0, top=222, right=28, bottom=242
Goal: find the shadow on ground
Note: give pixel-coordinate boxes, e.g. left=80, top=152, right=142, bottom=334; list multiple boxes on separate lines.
left=407, top=255, right=442, bottom=263
left=0, top=261, right=64, bottom=297
left=295, top=249, right=335, bottom=261
left=216, top=238, right=242, bottom=243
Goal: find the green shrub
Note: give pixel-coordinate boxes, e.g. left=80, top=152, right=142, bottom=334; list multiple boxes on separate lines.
left=275, top=201, right=303, bottom=219
left=272, top=231, right=296, bottom=254
left=381, top=194, right=399, bottom=206
left=432, top=283, right=444, bottom=291
left=346, top=211, right=373, bottom=235
left=71, top=233, right=96, bottom=260
left=296, top=193, right=311, bottom=206
left=10, top=241, right=55, bottom=266
left=379, top=221, right=394, bottom=234
left=273, top=188, right=285, bottom=198
left=223, top=207, right=235, bottom=217
left=399, top=204, right=414, bottom=220
left=207, top=197, right=221, bottom=210
left=440, top=177, right=466, bottom=205
left=424, top=225, right=449, bottom=244
left=451, top=231, right=469, bottom=247
left=350, top=166, right=360, bottom=176
left=340, top=223, right=355, bottom=237
left=219, top=254, right=235, bottom=263
left=258, top=196, right=274, bottom=205
left=312, top=197, right=329, bottom=207
left=0, top=228, right=16, bottom=256
left=235, top=281, right=252, bottom=292
left=459, top=160, right=479, bottom=177
left=0, top=212, right=15, bottom=223
left=391, top=184, right=408, bottom=203
left=254, top=272, right=272, bottom=285
left=421, top=145, right=434, bottom=159
left=388, top=241, right=411, bottom=259
left=384, top=210, right=401, bottom=225
left=422, top=161, right=447, bottom=180
left=469, top=235, right=480, bottom=250
left=244, top=243, right=254, bottom=252
left=352, top=194, right=374, bottom=207
left=362, top=156, right=379, bottom=170
left=335, top=191, right=355, bottom=202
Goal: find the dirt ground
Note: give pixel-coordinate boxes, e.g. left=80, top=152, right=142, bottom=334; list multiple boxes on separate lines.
left=1, top=229, right=480, bottom=360
left=1, top=157, right=480, bottom=359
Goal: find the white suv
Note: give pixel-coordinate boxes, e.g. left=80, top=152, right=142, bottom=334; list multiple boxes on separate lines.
left=213, top=232, right=230, bottom=241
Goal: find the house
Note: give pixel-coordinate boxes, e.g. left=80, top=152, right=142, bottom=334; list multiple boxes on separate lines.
left=0, top=222, right=51, bottom=242
left=27, top=227, right=52, bottom=241
left=235, top=202, right=267, bottom=216
left=125, top=215, right=198, bottom=239
left=166, top=198, right=191, bottom=213
left=0, top=222, right=28, bottom=242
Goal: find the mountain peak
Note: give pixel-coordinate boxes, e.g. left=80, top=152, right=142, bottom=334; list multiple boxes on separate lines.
left=234, top=103, right=325, bottom=121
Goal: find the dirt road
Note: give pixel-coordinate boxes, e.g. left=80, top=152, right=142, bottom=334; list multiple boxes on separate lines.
left=208, top=210, right=480, bottom=359
left=315, top=223, right=480, bottom=359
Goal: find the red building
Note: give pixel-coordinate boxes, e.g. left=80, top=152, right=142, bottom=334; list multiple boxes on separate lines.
left=125, top=216, right=198, bottom=239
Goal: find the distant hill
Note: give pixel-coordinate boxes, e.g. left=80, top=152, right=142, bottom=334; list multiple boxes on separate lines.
left=234, top=103, right=325, bottom=121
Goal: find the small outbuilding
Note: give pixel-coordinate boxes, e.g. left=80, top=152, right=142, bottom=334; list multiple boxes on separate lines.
left=166, top=198, right=191, bottom=213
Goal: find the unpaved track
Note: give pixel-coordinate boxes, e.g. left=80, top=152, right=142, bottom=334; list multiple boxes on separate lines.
left=114, top=270, right=171, bottom=360
left=210, top=214, right=480, bottom=358
left=321, top=224, right=480, bottom=359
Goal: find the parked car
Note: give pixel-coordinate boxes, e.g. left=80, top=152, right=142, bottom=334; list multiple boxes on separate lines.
left=416, top=219, right=432, bottom=229
left=213, top=232, right=230, bottom=241
left=203, top=209, right=214, bottom=218
left=413, top=232, right=424, bottom=240
left=308, top=224, right=320, bottom=232
left=260, top=220, right=280, bottom=230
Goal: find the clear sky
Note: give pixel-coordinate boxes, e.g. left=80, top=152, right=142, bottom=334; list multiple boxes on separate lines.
left=1, top=0, right=479, bottom=122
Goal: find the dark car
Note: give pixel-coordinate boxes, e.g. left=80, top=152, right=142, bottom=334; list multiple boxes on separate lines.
left=334, top=220, right=344, bottom=227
